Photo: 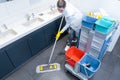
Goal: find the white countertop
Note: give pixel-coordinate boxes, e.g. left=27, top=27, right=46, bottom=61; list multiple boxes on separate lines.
left=0, top=9, right=62, bottom=49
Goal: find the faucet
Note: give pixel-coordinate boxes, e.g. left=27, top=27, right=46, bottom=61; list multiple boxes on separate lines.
left=31, top=13, right=35, bottom=18
left=26, top=14, right=32, bottom=21
left=0, top=24, right=8, bottom=33
left=26, top=13, right=35, bottom=21
left=50, top=5, right=55, bottom=12
left=26, top=14, right=31, bottom=21
left=3, top=24, right=7, bottom=30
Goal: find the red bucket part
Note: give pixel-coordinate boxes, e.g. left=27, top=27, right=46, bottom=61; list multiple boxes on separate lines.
left=65, top=46, right=85, bottom=67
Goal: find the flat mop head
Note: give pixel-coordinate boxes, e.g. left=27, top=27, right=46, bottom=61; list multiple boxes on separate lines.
left=36, top=63, right=60, bottom=73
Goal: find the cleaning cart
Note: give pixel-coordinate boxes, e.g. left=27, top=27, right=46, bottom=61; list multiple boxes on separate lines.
left=64, top=16, right=101, bottom=80
left=64, top=15, right=118, bottom=79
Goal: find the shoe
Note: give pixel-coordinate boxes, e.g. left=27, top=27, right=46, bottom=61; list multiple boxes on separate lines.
left=71, top=38, right=78, bottom=46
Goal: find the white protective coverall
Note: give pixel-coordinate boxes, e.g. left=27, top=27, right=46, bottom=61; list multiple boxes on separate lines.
left=61, top=0, right=83, bottom=35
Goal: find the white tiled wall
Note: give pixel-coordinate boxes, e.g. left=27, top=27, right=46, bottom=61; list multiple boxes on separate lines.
left=70, top=0, right=120, bottom=20
left=99, top=0, right=120, bottom=20
left=69, top=0, right=102, bottom=14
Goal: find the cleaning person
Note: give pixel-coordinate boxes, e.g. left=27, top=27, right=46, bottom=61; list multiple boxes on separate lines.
left=56, top=0, right=83, bottom=51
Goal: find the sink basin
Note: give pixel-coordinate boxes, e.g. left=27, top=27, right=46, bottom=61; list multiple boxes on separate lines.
left=22, top=18, right=44, bottom=27
left=39, top=9, right=60, bottom=20
left=0, top=29, right=17, bottom=44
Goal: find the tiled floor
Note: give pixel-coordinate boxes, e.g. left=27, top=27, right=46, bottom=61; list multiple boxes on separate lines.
left=5, top=36, right=120, bottom=80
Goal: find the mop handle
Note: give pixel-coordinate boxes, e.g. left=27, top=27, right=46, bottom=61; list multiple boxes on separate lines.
left=48, top=16, right=64, bottom=64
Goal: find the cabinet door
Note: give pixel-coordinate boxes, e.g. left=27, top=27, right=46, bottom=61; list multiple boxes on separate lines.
left=56, top=17, right=66, bottom=29
left=0, top=51, right=14, bottom=79
left=6, top=39, right=32, bottom=67
left=28, top=27, right=46, bottom=56
left=44, top=21, right=58, bottom=46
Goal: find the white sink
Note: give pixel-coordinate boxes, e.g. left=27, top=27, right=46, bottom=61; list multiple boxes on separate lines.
left=0, top=29, right=17, bottom=44
left=22, top=18, right=44, bottom=28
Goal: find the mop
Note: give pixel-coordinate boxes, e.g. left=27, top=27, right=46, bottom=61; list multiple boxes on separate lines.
left=36, top=16, right=64, bottom=73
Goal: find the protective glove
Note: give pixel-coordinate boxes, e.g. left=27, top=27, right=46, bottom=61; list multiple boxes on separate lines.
left=56, top=30, right=63, bottom=40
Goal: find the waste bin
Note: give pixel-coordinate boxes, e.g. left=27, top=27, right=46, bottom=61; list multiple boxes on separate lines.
left=65, top=46, right=85, bottom=67
left=79, top=54, right=101, bottom=78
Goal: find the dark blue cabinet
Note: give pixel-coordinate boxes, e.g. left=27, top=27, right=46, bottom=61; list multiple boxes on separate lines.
left=44, top=17, right=66, bottom=46
left=5, top=39, right=32, bottom=67
left=0, top=51, right=14, bottom=79
left=44, top=21, right=58, bottom=46
left=28, top=17, right=66, bottom=56
left=28, top=27, right=46, bottom=56
left=56, top=17, right=66, bottom=29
